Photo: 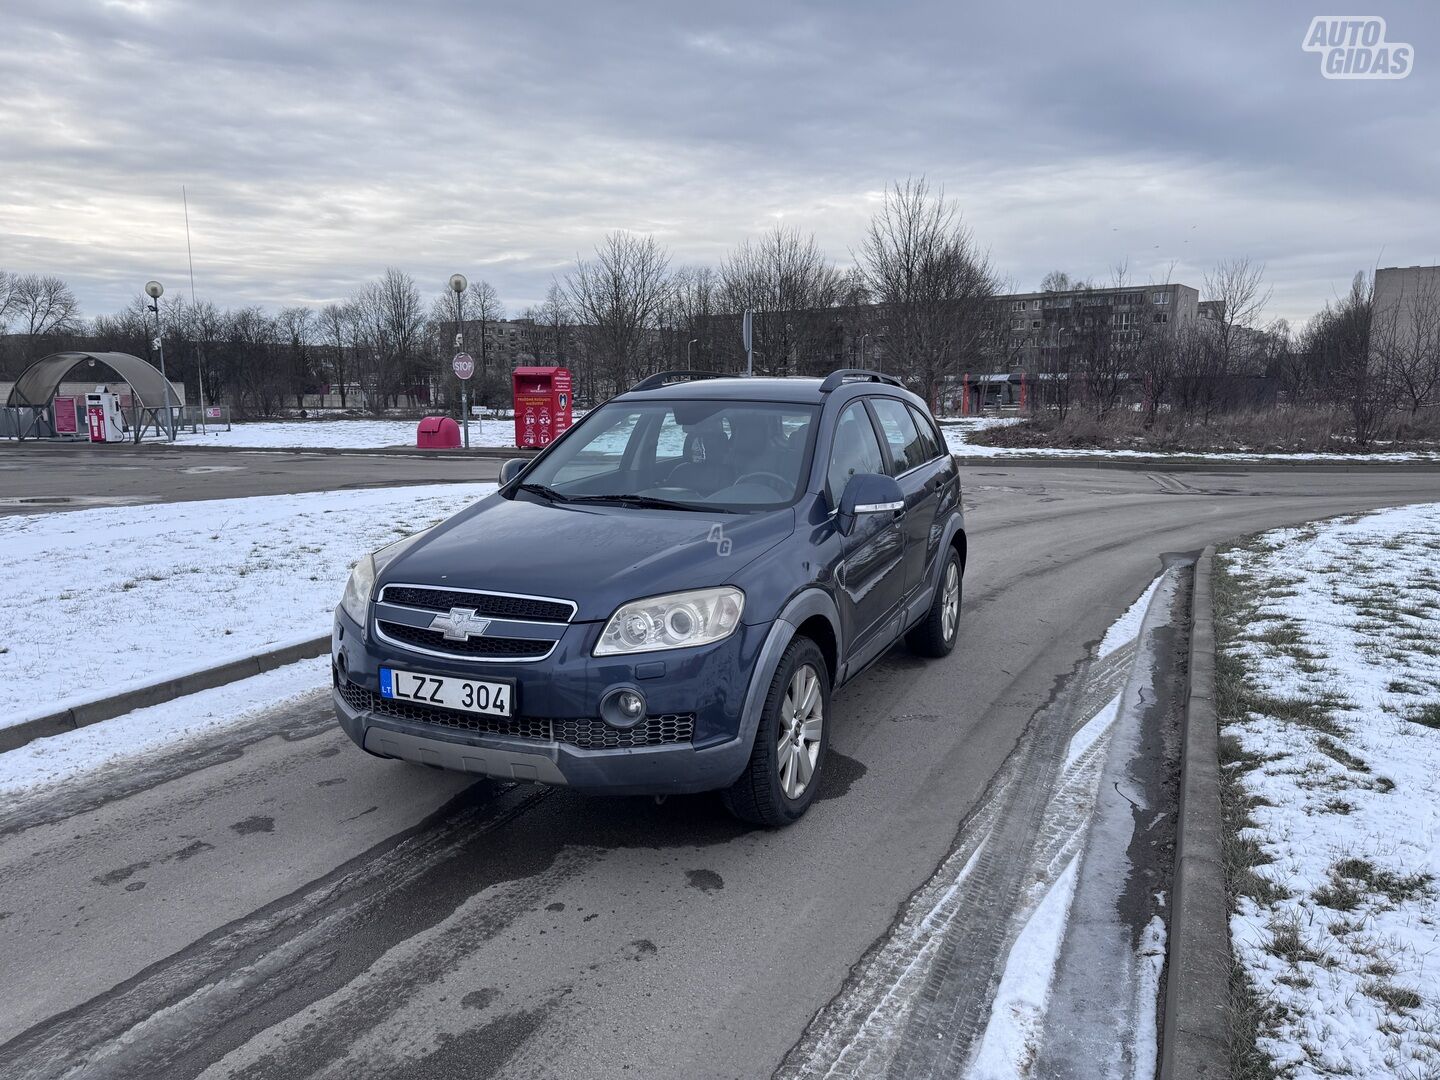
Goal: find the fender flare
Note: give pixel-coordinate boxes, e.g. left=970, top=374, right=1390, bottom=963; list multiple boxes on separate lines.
left=733, top=588, right=842, bottom=751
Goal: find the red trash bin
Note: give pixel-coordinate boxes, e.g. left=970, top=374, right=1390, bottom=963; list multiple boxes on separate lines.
left=416, top=415, right=461, bottom=449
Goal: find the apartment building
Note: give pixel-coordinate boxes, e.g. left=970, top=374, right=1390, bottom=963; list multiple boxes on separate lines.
left=993, top=282, right=1201, bottom=369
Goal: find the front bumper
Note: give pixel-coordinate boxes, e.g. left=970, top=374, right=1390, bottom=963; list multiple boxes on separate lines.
left=330, top=604, right=774, bottom=795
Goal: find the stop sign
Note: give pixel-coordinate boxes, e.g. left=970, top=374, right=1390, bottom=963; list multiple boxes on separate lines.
left=452, top=353, right=475, bottom=380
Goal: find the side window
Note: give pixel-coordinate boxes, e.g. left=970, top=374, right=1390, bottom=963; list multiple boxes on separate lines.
left=906, top=405, right=943, bottom=463
left=869, top=397, right=926, bottom=474
left=826, top=402, right=886, bottom=506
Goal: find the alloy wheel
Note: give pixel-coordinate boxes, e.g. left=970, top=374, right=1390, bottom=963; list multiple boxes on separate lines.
left=942, top=561, right=961, bottom=642
left=777, top=663, right=824, bottom=800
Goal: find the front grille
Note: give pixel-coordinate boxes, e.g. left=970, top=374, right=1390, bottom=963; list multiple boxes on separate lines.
left=380, top=585, right=573, bottom=623
left=338, top=682, right=553, bottom=740
left=555, top=714, right=696, bottom=750
left=377, top=621, right=554, bottom=659
left=339, top=682, right=695, bottom=750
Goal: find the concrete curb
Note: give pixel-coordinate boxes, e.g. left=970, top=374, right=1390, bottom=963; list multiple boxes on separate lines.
left=0, top=635, right=330, bottom=755
left=1159, top=545, right=1231, bottom=1079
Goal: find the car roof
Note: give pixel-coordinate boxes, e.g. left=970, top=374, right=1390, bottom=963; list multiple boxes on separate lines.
left=611, top=375, right=926, bottom=408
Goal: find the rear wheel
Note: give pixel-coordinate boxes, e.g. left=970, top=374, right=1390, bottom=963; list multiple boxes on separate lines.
left=906, top=548, right=962, bottom=658
left=721, top=637, right=830, bottom=827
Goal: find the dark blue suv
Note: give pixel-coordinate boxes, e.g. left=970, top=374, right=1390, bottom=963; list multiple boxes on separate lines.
left=332, top=369, right=965, bottom=825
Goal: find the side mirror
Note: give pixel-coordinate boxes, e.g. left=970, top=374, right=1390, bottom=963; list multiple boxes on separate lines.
left=837, top=473, right=905, bottom=536
left=500, top=457, right=528, bottom=485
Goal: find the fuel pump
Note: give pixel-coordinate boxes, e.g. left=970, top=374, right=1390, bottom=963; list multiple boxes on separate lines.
left=84, top=386, right=125, bottom=443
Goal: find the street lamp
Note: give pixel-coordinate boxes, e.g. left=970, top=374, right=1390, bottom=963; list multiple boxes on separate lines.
left=859, top=332, right=871, bottom=369
left=449, top=273, right=470, bottom=449
left=687, top=338, right=698, bottom=365
left=144, top=280, right=176, bottom=441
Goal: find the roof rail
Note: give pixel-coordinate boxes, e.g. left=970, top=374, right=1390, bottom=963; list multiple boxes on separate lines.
left=818, top=368, right=906, bottom=393
left=628, top=370, right=727, bottom=392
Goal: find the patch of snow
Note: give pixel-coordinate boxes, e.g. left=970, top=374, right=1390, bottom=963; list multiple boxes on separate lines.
left=0, top=483, right=495, bottom=730
left=1099, top=574, right=1163, bottom=657
left=0, top=657, right=329, bottom=800
left=968, top=856, right=1081, bottom=1079
left=1221, top=503, right=1440, bottom=1078
left=1132, top=916, right=1167, bottom=1080
left=1064, top=693, right=1122, bottom=772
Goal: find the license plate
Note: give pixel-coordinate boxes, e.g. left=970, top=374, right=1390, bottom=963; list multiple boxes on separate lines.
left=380, top=667, right=514, bottom=717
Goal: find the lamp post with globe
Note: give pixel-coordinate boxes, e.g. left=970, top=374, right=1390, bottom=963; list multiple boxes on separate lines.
left=144, top=280, right=176, bottom=441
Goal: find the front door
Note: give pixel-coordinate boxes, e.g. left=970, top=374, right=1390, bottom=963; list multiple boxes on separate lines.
left=826, top=401, right=906, bottom=667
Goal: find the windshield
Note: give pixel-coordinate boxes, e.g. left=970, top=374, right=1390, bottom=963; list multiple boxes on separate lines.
left=514, top=399, right=818, bottom=512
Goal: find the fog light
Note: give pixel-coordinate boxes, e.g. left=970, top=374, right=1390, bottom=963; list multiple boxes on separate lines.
left=600, top=687, right=647, bottom=729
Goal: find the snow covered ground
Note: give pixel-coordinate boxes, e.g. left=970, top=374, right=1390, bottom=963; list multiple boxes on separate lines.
left=176, top=418, right=522, bottom=450
left=1217, top=504, right=1440, bottom=1078
left=0, top=658, right=330, bottom=799
left=0, top=482, right=496, bottom=731
left=939, top=416, right=1440, bottom=463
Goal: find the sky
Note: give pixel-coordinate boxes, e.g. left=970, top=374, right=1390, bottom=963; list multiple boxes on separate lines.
left=1, top=0, right=1436, bottom=326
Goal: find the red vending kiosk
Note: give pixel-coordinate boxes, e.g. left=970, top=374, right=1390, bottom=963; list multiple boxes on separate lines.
left=512, top=367, right=574, bottom=449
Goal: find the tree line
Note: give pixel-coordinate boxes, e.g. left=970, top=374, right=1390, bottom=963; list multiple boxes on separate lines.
left=0, top=179, right=1000, bottom=415
left=5, top=182, right=1434, bottom=441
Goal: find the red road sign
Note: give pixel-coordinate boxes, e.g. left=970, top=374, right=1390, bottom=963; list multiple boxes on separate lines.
left=452, top=353, right=475, bottom=380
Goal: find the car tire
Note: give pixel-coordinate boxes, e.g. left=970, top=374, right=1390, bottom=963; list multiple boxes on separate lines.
left=721, top=637, right=830, bottom=827
left=906, top=548, right=963, bottom=658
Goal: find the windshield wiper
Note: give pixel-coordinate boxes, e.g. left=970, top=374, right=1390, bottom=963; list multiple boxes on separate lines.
left=567, top=493, right=716, bottom=512
left=515, top=482, right=571, bottom=503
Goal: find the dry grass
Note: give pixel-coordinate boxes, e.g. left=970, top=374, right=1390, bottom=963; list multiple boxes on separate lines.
left=969, top=406, right=1440, bottom=455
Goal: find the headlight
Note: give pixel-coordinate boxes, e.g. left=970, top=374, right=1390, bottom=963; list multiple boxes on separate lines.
left=339, top=554, right=376, bottom=626
left=595, top=587, right=745, bottom=656
left=338, top=528, right=434, bottom=627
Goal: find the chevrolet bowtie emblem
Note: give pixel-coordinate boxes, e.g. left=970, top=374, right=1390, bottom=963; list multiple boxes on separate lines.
left=428, top=607, right=492, bottom=641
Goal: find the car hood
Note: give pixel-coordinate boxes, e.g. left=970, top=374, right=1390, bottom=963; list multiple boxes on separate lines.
left=379, top=491, right=797, bottom=622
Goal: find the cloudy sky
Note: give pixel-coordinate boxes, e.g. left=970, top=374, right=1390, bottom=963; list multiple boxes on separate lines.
left=1, top=0, right=1436, bottom=325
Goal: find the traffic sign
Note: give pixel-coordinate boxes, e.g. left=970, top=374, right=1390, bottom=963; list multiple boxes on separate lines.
left=452, top=353, right=475, bottom=380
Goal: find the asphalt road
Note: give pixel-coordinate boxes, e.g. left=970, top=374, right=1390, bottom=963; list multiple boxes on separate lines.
left=0, top=443, right=501, bottom=514
left=3, top=460, right=1439, bottom=1078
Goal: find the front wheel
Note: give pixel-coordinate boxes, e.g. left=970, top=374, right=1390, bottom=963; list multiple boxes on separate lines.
left=906, top=548, right=962, bottom=658
left=721, top=637, right=830, bottom=827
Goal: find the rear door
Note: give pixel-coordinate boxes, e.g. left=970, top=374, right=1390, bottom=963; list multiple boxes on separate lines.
left=867, top=396, right=948, bottom=599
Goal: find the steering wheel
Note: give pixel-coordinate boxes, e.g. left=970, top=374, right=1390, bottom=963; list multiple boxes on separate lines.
left=734, top=471, right=790, bottom=494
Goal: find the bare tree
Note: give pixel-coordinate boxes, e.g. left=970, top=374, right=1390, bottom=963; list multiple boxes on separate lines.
left=0, top=269, right=18, bottom=333
left=461, top=279, right=506, bottom=402
left=566, top=232, right=672, bottom=397
left=856, top=178, right=998, bottom=405
left=354, top=268, right=426, bottom=412
left=277, top=305, right=317, bottom=408
left=720, top=224, right=845, bottom=377
left=10, top=273, right=81, bottom=360
left=1305, top=272, right=1389, bottom=445
left=1373, top=270, right=1440, bottom=416
left=319, top=302, right=356, bottom=408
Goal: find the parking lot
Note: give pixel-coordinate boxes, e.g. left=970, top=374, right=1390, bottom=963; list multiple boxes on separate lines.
left=3, top=449, right=1439, bottom=1078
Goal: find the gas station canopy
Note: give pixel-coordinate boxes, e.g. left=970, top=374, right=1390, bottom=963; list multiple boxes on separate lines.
left=5, top=352, right=177, bottom=410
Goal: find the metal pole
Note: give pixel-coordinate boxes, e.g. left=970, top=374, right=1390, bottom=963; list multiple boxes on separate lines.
left=152, top=299, right=175, bottom=441
left=687, top=338, right=697, bottom=365
left=456, top=286, right=469, bottom=449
